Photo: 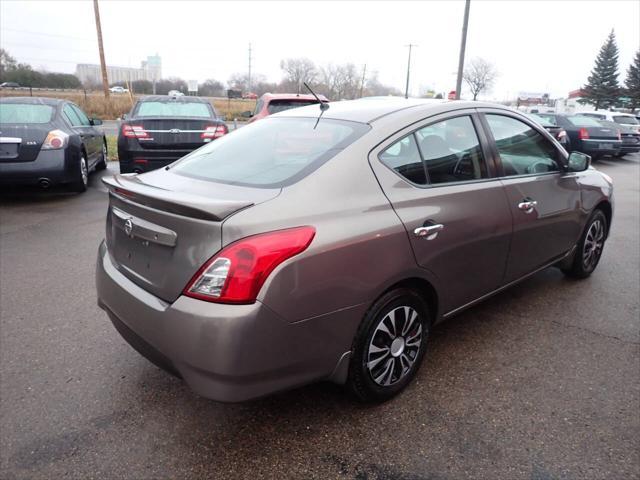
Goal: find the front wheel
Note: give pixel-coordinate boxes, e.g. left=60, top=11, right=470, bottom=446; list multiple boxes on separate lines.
left=561, top=209, right=607, bottom=279
left=347, top=288, right=430, bottom=403
left=96, top=142, right=107, bottom=171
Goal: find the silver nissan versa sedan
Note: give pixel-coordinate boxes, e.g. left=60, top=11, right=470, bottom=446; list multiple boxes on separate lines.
left=96, top=98, right=614, bottom=403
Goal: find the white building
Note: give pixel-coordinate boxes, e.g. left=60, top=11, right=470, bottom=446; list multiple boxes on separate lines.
left=76, top=55, right=162, bottom=85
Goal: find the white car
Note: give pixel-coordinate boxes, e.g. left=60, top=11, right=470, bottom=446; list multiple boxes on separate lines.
left=168, top=90, right=184, bottom=97
left=109, top=86, right=128, bottom=94
left=578, top=111, right=640, bottom=134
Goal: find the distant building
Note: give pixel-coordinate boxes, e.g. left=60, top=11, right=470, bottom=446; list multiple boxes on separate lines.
left=76, top=55, right=162, bottom=85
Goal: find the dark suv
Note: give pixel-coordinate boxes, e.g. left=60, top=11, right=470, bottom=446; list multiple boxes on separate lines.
left=118, top=95, right=227, bottom=173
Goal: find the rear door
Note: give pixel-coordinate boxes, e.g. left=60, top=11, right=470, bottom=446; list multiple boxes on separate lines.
left=480, top=110, right=582, bottom=283
left=369, top=111, right=513, bottom=314
left=62, top=103, right=100, bottom=164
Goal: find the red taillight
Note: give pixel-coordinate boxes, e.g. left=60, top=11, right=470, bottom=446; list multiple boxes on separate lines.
left=578, top=128, right=590, bottom=140
left=184, top=226, right=316, bottom=304
left=557, top=130, right=567, bottom=139
left=122, top=124, right=149, bottom=138
left=201, top=124, right=228, bottom=139
left=41, top=129, right=69, bottom=150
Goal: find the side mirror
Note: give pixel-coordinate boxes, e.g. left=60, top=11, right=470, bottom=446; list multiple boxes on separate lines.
left=567, top=151, right=590, bottom=172
left=241, top=111, right=253, bottom=118
left=90, top=118, right=103, bottom=126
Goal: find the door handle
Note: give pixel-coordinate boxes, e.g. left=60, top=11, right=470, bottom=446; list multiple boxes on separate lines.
left=414, top=223, right=444, bottom=240
left=518, top=199, right=538, bottom=213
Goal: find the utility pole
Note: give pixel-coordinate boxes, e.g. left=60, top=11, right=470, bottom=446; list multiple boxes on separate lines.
left=93, top=0, right=110, bottom=100
left=360, top=63, right=367, bottom=98
left=247, top=43, right=252, bottom=93
left=455, top=0, right=471, bottom=100
left=404, top=44, right=417, bottom=99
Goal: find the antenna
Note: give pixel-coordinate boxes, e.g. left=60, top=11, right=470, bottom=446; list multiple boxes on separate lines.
left=303, top=82, right=329, bottom=111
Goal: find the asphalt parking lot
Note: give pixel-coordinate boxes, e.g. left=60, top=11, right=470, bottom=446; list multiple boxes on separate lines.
left=0, top=155, right=638, bottom=480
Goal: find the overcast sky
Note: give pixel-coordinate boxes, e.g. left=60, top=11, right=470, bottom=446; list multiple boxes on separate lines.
left=1, top=0, right=639, bottom=99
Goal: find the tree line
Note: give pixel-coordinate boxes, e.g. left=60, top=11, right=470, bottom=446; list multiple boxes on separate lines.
left=0, top=49, right=81, bottom=89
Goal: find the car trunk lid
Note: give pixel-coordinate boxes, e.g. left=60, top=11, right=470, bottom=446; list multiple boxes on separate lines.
left=102, top=170, right=280, bottom=302
left=584, top=125, right=620, bottom=140
left=128, top=117, right=222, bottom=150
left=0, top=125, right=49, bottom=162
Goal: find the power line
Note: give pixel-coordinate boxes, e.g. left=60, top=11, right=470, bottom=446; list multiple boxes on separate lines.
left=1, top=27, right=96, bottom=42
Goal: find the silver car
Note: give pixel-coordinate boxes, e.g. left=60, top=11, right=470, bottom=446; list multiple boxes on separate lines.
left=96, top=98, right=613, bottom=403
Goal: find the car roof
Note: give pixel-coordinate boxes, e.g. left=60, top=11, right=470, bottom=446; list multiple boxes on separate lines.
left=137, top=95, right=209, bottom=103
left=0, top=96, right=65, bottom=106
left=272, top=97, right=504, bottom=123
left=260, top=93, right=328, bottom=102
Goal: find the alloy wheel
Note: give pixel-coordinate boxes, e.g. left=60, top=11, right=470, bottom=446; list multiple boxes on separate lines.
left=582, top=219, right=604, bottom=270
left=367, top=306, right=423, bottom=386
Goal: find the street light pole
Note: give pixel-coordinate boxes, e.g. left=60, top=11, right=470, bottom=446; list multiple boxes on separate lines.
left=455, top=0, right=471, bottom=100
left=404, top=44, right=417, bottom=99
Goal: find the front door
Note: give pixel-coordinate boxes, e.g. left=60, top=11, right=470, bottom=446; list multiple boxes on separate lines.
left=370, top=112, right=513, bottom=314
left=481, top=112, right=583, bottom=282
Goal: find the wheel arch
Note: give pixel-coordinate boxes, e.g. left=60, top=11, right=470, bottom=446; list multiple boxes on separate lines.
left=594, top=200, right=612, bottom=237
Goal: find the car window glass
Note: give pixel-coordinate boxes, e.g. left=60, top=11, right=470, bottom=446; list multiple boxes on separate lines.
left=567, top=116, right=601, bottom=127
left=266, top=100, right=318, bottom=115
left=136, top=101, right=212, bottom=118
left=613, top=115, right=638, bottom=125
left=71, top=105, right=91, bottom=126
left=0, top=104, right=54, bottom=124
left=529, top=113, right=554, bottom=127
left=486, top=114, right=560, bottom=176
left=580, top=113, right=606, bottom=120
left=63, top=104, right=82, bottom=126
left=172, top=118, right=369, bottom=188
left=379, top=134, right=426, bottom=185
left=415, top=116, right=487, bottom=184
left=254, top=99, right=264, bottom=115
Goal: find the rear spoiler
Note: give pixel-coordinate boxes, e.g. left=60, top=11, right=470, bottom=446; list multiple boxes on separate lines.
left=102, top=174, right=253, bottom=222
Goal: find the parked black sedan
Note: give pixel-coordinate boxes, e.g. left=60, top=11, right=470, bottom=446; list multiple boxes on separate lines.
left=118, top=95, right=228, bottom=174
left=597, top=120, right=640, bottom=157
left=535, top=113, right=622, bottom=159
left=0, top=97, right=106, bottom=192
left=528, top=113, right=571, bottom=150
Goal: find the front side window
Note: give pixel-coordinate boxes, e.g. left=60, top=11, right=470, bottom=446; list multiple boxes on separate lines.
left=486, top=114, right=560, bottom=176
left=416, top=116, right=487, bottom=184
left=172, top=117, right=369, bottom=188
left=379, top=135, right=426, bottom=185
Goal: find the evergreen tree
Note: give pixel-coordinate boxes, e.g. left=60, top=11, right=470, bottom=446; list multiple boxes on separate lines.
left=625, top=50, right=640, bottom=112
left=580, top=30, right=620, bottom=109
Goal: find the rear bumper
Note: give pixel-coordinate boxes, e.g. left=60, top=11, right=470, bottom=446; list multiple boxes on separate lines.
left=95, top=241, right=359, bottom=402
left=0, top=149, right=72, bottom=185
left=577, top=139, right=622, bottom=156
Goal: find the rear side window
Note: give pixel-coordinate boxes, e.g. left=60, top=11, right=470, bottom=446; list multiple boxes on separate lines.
left=486, top=114, right=559, bottom=176
left=0, top=104, right=54, bottom=124
left=172, top=117, right=369, bottom=187
left=136, top=101, right=213, bottom=118
left=63, top=104, right=83, bottom=126
left=416, top=116, right=487, bottom=184
left=379, top=135, right=426, bottom=185
left=267, top=100, right=318, bottom=115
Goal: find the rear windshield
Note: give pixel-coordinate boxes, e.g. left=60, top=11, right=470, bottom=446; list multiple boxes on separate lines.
left=0, top=104, right=54, bottom=124
left=613, top=115, right=638, bottom=125
left=529, top=113, right=555, bottom=126
left=172, top=117, right=369, bottom=188
left=136, top=101, right=213, bottom=118
left=567, top=116, right=602, bottom=127
left=267, top=100, right=319, bottom=115
left=580, top=113, right=606, bottom=120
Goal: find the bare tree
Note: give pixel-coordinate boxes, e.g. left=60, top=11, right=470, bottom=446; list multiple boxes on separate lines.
left=280, top=57, right=317, bottom=93
left=463, top=58, right=498, bottom=100
left=318, top=63, right=360, bottom=100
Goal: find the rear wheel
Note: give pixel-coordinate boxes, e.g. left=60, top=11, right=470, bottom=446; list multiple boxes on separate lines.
left=347, top=287, right=430, bottom=403
left=561, top=209, right=607, bottom=279
left=96, top=142, right=107, bottom=171
left=70, top=153, right=88, bottom=193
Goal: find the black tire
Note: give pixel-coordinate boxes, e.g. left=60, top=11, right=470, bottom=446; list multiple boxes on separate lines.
left=561, top=209, right=607, bottom=279
left=70, top=152, right=88, bottom=193
left=96, top=141, right=107, bottom=171
left=347, top=287, right=430, bottom=403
